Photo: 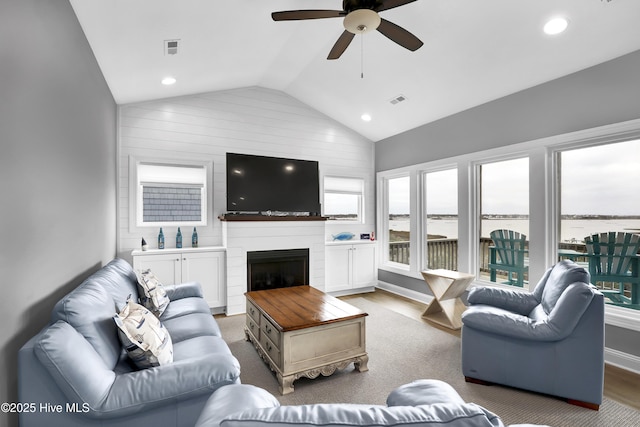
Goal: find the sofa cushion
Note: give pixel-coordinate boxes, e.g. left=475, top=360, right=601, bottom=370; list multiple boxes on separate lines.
left=34, top=321, right=116, bottom=409
left=114, top=298, right=173, bottom=369
left=51, top=281, right=122, bottom=369
left=163, top=312, right=222, bottom=342
left=160, top=296, right=212, bottom=321
left=540, top=260, right=590, bottom=314
left=173, top=335, right=234, bottom=361
left=387, top=380, right=466, bottom=407
left=218, top=403, right=505, bottom=427
left=136, top=269, right=170, bottom=317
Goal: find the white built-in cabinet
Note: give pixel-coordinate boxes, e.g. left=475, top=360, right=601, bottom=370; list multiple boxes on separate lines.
left=132, top=247, right=225, bottom=310
left=325, top=241, right=377, bottom=293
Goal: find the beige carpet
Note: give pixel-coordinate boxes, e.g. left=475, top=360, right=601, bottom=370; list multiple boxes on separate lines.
left=217, top=297, right=640, bottom=427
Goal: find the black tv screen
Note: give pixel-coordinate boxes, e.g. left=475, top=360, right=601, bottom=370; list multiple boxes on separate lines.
left=226, top=153, right=321, bottom=214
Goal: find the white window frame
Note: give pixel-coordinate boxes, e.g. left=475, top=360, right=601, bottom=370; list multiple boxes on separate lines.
left=472, top=153, right=531, bottom=288
left=128, top=156, right=213, bottom=232
left=377, top=169, right=419, bottom=277
left=420, top=165, right=459, bottom=272
left=323, top=176, right=365, bottom=223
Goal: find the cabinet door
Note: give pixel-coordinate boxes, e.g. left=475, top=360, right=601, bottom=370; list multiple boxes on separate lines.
left=352, top=244, right=376, bottom=288
left=182, top=251, right=225, bottom=308
left=325, top=245, right=351, bottom=292
left=133, top=253, right=182, bottom=285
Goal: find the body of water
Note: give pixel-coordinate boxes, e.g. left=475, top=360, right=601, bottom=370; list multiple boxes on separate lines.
left=389, top=218, right=640, bottom=243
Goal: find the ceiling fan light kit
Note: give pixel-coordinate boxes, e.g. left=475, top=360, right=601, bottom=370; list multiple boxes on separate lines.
left=344, top=9, right=380, bottom=34
left=272, top=0, right=423, bottom=60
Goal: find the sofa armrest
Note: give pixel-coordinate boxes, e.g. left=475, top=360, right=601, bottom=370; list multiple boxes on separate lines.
left=195, top=384, right=280, bottom=427
left=99, top=353, right=241, bottom=418
left=468, top=287, right=539, bottom=316
left=164, top=281, right=203, bottom=300
left=35, top=321, right=241, bottom=419
left=386, top=379, right=465, bottom=407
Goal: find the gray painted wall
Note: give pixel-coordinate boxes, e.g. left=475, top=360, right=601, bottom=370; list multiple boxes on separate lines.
left=375, top=50, right=640, bottom=359
left=0, top=1, right=117, bottom=426
left=376, top=49, right=640, bottom=171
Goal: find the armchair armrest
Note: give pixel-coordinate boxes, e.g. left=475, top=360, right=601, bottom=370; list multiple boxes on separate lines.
left=467, top=286, right=539, bottom=316
left=463, top=284, right=595, bottom=341
left=164, top=281, right=203, bottom=300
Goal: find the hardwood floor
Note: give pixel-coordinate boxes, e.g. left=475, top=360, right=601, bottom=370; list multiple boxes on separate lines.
left=341, top=289, right=640, bottom=411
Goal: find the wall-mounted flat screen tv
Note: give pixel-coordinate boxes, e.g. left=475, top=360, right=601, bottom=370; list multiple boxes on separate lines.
left=226, top=153, right=321, bottom=214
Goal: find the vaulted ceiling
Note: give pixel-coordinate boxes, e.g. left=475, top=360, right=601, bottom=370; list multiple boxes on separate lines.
left=70, top=0, right=640, bottom=142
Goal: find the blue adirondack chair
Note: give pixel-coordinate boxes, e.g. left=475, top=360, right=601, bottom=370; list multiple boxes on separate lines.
left=488, top=229, right=528, bottom=287
left=584, top=231, right=640, bottom=306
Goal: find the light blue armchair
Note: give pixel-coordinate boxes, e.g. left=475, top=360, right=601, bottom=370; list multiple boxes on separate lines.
left=461, top=260, right=604, bottom=410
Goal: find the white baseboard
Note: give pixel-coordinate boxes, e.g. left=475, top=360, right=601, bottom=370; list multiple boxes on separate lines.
left=328, top=286, right=376, bottom=298
left=376, top=280, right=433, bottom=304
left=376, top=280, right=640, bottom=375
left=605, top=347, right=640, bottom=374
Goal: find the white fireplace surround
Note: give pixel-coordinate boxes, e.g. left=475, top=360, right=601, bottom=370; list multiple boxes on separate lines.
left=222, top=220, right=326, bottom=315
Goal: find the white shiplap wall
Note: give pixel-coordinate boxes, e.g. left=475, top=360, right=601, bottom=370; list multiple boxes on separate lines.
left=117, top=86, right=375, bottom=260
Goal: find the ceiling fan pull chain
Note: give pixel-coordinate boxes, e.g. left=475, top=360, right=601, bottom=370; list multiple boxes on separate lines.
left=361, top=33, right=364, bottom=79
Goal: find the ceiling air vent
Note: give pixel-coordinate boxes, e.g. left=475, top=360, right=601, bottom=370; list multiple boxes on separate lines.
left=389, top=94, right=407, bottom=105
left=164, top=40, right=179, bottom=55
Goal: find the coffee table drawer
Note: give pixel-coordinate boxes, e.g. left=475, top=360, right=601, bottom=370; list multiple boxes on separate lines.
left=261, top=314, right=281, bottom=348
left=246, top=316, right=260, bottom=339
left=246, top=301, right=260, bottom=323
left=260, top=333, right=281, bottom=367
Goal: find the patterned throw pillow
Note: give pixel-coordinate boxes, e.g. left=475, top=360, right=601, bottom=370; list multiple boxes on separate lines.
left=114, top=298, right=173, bottom=369
left=136, top=269, right=170, bottom=317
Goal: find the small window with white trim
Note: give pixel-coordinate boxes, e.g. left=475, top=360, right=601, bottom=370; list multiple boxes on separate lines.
left=136, top=162, right=208, bottom=227
left=323, top=176, right=364, bottom=222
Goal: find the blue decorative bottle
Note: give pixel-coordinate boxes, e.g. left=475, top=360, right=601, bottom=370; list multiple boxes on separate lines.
left=192, top=227, right=198, bottom=248
left=176, top=227, right=182, bottom=248
left=158, top=228, right=165, bottom=249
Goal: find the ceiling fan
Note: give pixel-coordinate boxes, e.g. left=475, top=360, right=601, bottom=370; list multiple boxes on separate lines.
left=272, top=0, right=424, bottom=60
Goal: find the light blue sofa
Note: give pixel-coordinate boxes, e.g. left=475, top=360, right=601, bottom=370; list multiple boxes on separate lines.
left=195, top=380, right=546, bottom=427
left=18, top=258, right=241, bottom=427
left=461, top=260, right=604, bottom=409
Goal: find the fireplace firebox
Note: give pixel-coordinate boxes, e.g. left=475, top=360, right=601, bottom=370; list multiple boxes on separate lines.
left=247, top=248, right=309, bottom=291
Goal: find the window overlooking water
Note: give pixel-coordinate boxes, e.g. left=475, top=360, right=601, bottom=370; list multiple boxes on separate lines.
left=424, top=168, right=458, bottom=270
left=323, top=176, right=364, bottom=222
left=386, top=175, right=411, bottom=266
left=556, top=139, right=640, bottom=310
left=478, top=157, right=530, bottom=286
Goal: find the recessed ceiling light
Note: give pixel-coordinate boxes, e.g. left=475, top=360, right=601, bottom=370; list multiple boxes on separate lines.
left=543, top=17, right=569, bottom=35
left=161, top=76, right=177, bottom=85
left=361, top=113, right=372, bottom=122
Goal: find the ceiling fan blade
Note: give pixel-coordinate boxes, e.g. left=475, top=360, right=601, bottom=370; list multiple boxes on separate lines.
left=327, top=30, right=355, bottom=60
left=377, top=18, right=423, bottom=51
left=272, top=10, right=343, bottom=21
left=376, top=0, right=418, bottom=13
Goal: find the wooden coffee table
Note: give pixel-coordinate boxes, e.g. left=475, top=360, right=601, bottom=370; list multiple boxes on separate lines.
left=244, top=285, right=368, bottom=394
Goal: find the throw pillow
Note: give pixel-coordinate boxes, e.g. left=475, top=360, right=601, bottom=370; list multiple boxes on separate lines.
left=114, top=298, right=173, bottom=369
left=136, top=268, right=170, bottom=317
